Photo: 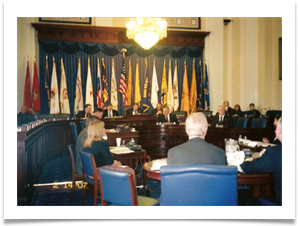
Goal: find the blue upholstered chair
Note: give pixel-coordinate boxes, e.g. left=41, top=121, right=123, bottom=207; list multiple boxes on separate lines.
left=99, top=167, right=159, bottom=206
left=234, top=117, right=249, bottom=128
left=160, top=164, right=238, bottom=206
left=67, top=144, right=83, bottom=201
left=69, top=122, right=79, bottom=144
left=258, top=197, right=279, bottom=206
left=250, top=118, right=268, bottom=128
left=79, top=151, right=101, bottom=206
left=80, top=120, right=86, bottom=130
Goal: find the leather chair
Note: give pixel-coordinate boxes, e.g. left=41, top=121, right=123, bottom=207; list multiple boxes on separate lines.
left=79, top=151, right=101, bottom=206
left=234, top=117, right=249, bottom=128
left=160, top=164, right=238, bottom=206
left=266, top=110, right=282, bottom=118
left=67, top=144, right=83, bottom=201
left=99, top=166, right=159, bottom=206
left=69, top=122, right=79, bottom=144
left=197, top=110, right=213, bottom=117
left=123, top=106, right=133, bottom=117
left=250, top=118, right=268, bottom=128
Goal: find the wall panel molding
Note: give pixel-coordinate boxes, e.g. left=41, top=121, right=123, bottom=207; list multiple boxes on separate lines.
left=31, top=23, right=210, bottom=47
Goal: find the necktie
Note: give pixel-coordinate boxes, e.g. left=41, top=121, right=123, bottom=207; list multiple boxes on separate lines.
left=220, top=116, right=223, bottom=123
left=165, top=115, right=168, bottom=122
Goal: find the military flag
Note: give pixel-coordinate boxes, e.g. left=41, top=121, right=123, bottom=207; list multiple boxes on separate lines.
left=173, top=60, right=179, bottom=111
left=167, top=59, right=174, bottom=112
left=180, top=60, right=189, bottom=114
left=204, top=62, right=210, bottom=110
left=85, top=57, right=94, bottom=111
left=50, top=56, right=60, bottom=114
left=74, top=57, right=83, bottom=115
left=32, top=57, right=41, bottom=112
left=110, top=58, right=118, bottom=110
left=60, top=58, right=70, bottom=113
left=150, top=60, right=159, bottom=108
left=23, top=57, right=31, bottom=111
left=134, top=59, right=141, bottom=105
left=189, top=58, right=197, bottom=114
left=161, top=60, right=167, bottom=107
left=101, top=58, right=109, bottom=108
left=96, top=58, right=102, bottom=108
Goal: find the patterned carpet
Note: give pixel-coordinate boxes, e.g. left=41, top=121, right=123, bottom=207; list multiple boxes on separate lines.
left=31, top=151, right=161, bottom=206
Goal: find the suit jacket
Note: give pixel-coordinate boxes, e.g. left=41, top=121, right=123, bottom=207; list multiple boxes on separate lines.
left=240, top=144, right=282, bottom=205
left=150, top=108, right=162, bottom=117
left=103, top=109, right=119, bottom=118
left=17, top=112, right=36, bottom=126
left=211, top=115, right=233, bottom=128
left=75, top=111, right=91, bottom=119
left=157, top=114, right=179, bottom=124
left=226, top=107, right=235, bottom=116
left=167, top=137, right=227, bottom=165
left=126, top=108, right=142, bottom=116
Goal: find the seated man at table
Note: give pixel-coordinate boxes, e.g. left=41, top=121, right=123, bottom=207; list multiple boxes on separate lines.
left=103, top=103, right=119, bottom=118
left=223, top=101, right=235, bottom=116
left=126, top=103, right=142, bottom=115
left=211, top=105, right=233, bottom=128
left=150, top=103, right=163, bottom=117
left=248, top=103, right=261, bottom=117
left=157, top=106, right=179, bottom=124
left=240, top=117, right=282, bottom=206
left=167, top=112, right=227, bottom=165
left=75, top=104, right=92, bottom=119
left=17, top=105, right=36, bottom=126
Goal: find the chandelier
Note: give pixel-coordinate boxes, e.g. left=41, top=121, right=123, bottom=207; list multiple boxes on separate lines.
left=126, top=17, right=167, bottom=50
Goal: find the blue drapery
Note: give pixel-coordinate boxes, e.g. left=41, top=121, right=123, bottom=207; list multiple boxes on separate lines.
left=39, top=40, right=204, bottom=117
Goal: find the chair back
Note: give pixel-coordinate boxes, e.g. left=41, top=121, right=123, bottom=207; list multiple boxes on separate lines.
left=80, top=120, right=86, bottom=130
left=250, top=118, right=268, bottom=128
left=234, top=117, right=249, bottom=128
left=67, top=144, right=76, bottom=174
left=241, top=111, right=252, bottom=117
left=69, top=122, right=79, bottom=143
left=266, top=110, right=282, bottom=118
left=197, top=110, right=213, bottom=117
left=79, top=151, right=97, bottom=181
left=36, top=114, right=55, bottom=120
left=99, top=167, right=137, bottom=206
left=123, top=106, right=133, bottom=117
left=160, top=164, right=238, bottom=206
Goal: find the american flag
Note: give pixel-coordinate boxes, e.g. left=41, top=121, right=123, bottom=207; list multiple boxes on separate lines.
left=119, top=49, right=128, bottom=106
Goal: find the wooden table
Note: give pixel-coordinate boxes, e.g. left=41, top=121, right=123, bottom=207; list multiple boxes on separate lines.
left=143, top=160, right=275, bottom=199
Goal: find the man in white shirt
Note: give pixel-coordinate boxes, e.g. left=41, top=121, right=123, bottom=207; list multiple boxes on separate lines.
left=157, top=106, right=178, bottom=124
left=211, top=105, right=233, bottom=128
left=103, top=103, right=119, bottom=118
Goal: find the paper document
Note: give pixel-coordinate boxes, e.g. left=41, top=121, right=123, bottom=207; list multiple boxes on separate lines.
left=109, top=147, right=134, bottom=154
left=151, top=158, right=168, bottom=170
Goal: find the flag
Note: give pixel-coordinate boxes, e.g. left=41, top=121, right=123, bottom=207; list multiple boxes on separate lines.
left=85, top=57, right=94, bottom=111
left=101, top=58, right=109, bottom=108
left=142, top=59, right=151, bottom=113
left=199, top=60, right=205, bottom=110
left=119, top=50, right=128, bottom=106
left=45, top=55, right=50, bottom=110
left=151, top=61, right=159, bottom=108
left=161, top=60, right=167, bottom=107
left=173, top=60, right=179, bottom=111
left=167, top=60, right=174, bottom=112
left=96, top=58, right=102, bottom=108
left=204, top=62, right=210, bottom=110
left=32, top=57, right=41, bottom=112
left=134, top=59, right=141, bottom=105
left=50, top=57, right=60, bottom=114
left=23, top=58, right=31, bottom=111
left=127, top=60, right=132, bottom=106
left=60, top=58, right=70, bottom=113
left=110, top=59, right=118, bottom=110
left=180, top=60, right=189, bottom=114
left=189, top=58, right=197, bottom=114
left=74, top=58, right=83, bottom=115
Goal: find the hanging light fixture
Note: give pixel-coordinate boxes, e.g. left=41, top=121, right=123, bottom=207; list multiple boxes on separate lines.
left=126, top=17, right=167, bottom=50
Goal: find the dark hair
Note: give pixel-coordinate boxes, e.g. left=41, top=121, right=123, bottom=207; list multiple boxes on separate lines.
left=107, top=103, right=113, bottom=107
left=234, top=104, right=241, bottom=111
left=249, top=103, right=255, bottom=107
left=85, top=104, right=91, bottom=108
left=93, top=107, right=103, bottom=113
left=133, top=103, right=139, bottom=106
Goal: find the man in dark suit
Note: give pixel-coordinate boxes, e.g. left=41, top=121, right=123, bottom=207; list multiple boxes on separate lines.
left=103, top=103, right=119, bottom=118
left=167, top=112, right=227, bottom=165
left=223, top=101, right=235, bottom=116
left=211, top=105, right=233, bottom=128
left=240, top=117, right=282, bottom=205
left=17, top=105, right=36, bottom=126
left=249, top=103, right=261, bottom=117
left=126, top=103, right=142, bottom=115
left=157, top=106, right=179, bottom=124
left=75, top=104, right=92, bottom=119
left=150, top=103, right=163, bottom=117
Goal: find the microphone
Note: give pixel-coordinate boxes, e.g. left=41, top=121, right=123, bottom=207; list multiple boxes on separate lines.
left=162, top=135, right=173, bottom=148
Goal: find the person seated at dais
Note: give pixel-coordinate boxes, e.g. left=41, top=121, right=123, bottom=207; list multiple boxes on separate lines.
left=233, top=104, right=242, bottom=116
left=211, top=105, right=233, bottom=128
left=157, top=106, right=179, bottom=124
left=126, top=103, right=142, bottom=115
left=76, top=104, right=92, bottom=119
left=17, top=105, right=36, bottom=126
left=249, top=103, right=261, bottom=117
left=103, top=103, right=119, bottom=118
left=223, top=101, right=235, bottom=116
left=150, top=103, right=163, bottom=117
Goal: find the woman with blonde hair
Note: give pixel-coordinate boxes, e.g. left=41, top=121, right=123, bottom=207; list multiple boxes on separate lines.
left=83, top=121, right=121, bottom=167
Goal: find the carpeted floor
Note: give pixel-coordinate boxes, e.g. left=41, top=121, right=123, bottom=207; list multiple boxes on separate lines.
left=31, top=151, right=161, bottom=206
